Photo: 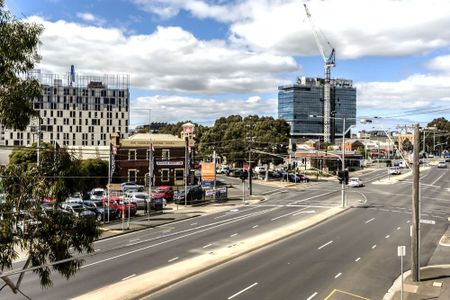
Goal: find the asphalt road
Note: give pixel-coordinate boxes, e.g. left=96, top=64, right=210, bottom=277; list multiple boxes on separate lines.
left=149, top=165, right=449, bottom=300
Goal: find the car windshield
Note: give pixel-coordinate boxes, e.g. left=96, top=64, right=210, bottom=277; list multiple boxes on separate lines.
left=135, top=194, right=148, bottom=199
left=93, top=191, right=104, bottom=197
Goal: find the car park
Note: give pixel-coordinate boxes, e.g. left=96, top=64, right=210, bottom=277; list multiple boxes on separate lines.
left=120, top=182, right=144, bottom=192
left=174, top=185, right=204, bottom=205
left=83, top=200, right=118, bottom=221
left=102, top=196, right=137, bottom=218
left=348, top=177, right=364, bottom=187
left=437, top=161, right=447, bottom=168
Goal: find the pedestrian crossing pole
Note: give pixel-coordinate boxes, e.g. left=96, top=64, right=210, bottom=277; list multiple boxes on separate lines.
left=411, top=124, right=420, bottom=282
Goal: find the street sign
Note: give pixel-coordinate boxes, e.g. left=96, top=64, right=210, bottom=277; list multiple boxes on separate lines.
left=397, top=245, right=406, bottom=257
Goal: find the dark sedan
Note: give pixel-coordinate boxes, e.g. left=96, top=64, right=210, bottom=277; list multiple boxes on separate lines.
left=83, top=200, right=118, bottom=221
left=60, top=203, right=97, bottom=219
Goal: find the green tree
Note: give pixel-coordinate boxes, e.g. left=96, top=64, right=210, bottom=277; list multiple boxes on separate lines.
left=0, top=0, right=43, bottom=130
left=0, top=147, right=100, bottom=296
left=79, top=159, right=108, bottom=192
left=427, top=118, right=450, bottom=153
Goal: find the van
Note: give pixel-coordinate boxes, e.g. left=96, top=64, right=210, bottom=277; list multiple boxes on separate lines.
left=254, top=166, right=267, bottom=175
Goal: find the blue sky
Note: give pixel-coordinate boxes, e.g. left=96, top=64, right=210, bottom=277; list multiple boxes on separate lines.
left=6, top=0, right=450, bottom=131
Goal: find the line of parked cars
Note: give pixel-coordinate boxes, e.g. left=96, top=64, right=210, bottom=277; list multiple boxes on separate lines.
left=224, top=167, right=310, bottom=183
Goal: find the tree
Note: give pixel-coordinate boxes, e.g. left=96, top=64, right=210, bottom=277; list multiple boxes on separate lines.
left=0, top=146, right=100, bottom=297
left=0, top=0, right=43, bottom=130
left=79, top=159, right=108, bottom=192
left=427, top=118, right=450, bottom=153
left=402, top=138, right=413, bottom=152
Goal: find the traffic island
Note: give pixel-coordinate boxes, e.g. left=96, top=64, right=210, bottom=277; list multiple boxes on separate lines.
left=73, top=207, right=348, bottom=300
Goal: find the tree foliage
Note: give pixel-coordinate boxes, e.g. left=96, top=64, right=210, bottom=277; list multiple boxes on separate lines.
left=0, top=0, right=43, bottom=130
left=427, top=117, right=450, bottom=153
left=198, top=115, right=290, bottom=164
left=0, top=147, right=101, bottom=296
left=78, top=159, right=108, bottom=192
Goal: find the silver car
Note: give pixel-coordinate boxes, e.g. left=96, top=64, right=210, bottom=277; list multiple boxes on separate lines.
left=126, top=192, right=150, bottom=210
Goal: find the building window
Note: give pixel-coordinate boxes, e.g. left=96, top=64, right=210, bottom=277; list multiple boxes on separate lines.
left=161, top=169, right=170, bottom=182
left=162, top=149, right=170, bottom=160
left=128, top=169, right=137, bottom=182
left=175, top=169, right=184, bottom=181
left=128, top=149, right=136, bottom=160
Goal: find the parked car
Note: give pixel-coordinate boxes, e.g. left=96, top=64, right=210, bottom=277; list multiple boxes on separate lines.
left=102, top=196, right=137, bottom=218
left=120, top=182, right=144, bottom=192
left=226, top=168, right=243, bottom=177
left=60, top=203, right=97, bottom=219
left=268, top=170, right=282, bottom=179
left=149, top=194, right=166, bottom=211
left=152, top=186, right=174, bottom=202
left=125, top=192, right=150, bottom=210
left=389, top=167, right=401, bottom=175
left=437, top=161, right=447, bottom=168
left=297, top=174, right=310, bottom=182
left=254, top=166, right=267, bottom=175
left=216, top=165, right=230, bottom=174
left=16, top=211, right=41, bottom=235
left=83, top=200, right=118, bottom=221
left=90, top=188, right=106, bottom=201
left=174, top=185, right=204, bottom=205
left=348, top=177, right=364, bottom=187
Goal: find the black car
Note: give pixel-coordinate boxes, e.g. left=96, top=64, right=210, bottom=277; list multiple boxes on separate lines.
left=83, top=200, right=118, bottom=221
left=60, top=203, right=97, bottom=219
left=174, top=186, right=204, bottom=205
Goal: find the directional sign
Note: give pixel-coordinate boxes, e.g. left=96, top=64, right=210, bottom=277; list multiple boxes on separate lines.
left=397, top=245, right=406, bottom=257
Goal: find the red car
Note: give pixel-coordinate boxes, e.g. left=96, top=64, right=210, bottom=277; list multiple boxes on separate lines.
left=152, top=186, right=174, bottom=202
left=102, top=196, right=137, bottom=218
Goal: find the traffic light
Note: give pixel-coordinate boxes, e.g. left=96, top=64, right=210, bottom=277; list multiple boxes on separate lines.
left=337, top=170, right=344, bottom=183
left=344, top=170, right=349, bottom=185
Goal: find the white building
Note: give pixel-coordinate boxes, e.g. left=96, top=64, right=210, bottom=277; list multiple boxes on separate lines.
left=0, top=68, right=130, bottom=147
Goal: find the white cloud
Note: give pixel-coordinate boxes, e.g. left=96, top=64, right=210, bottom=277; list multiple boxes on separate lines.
left=132, top=0, right=450, bottom=59
left=29, top=17, right=297, bottom=94
left=76, top=12, right=106, bottom=26
left=130, top=95, right=277, bottom=125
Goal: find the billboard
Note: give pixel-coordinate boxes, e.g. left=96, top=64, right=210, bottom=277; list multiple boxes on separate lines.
left=201, top=162, right=216, bottom=183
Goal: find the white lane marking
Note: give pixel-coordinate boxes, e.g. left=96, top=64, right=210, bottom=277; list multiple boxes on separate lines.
left=129, top=238, right=140, bottom=243
left=202, top=243, right=213, bottom=249
left=391, top=210, right=402, bottom=213
left=307, top=292, right=318, bottom=300
left=334, top=272, right=342, bottom=279
left=252, top=225, right=259, bottom=229
left=365, top=218, right=375, bottom=224
left=81, top=207, right=280, bottom=270
left=190, top=222, right=198, bottom=226
left=385, top=235, right=390, bottom=239
left=230, top=233, right=238, bottom=238
left=271, top=207, right=310, bottom=221
left=292, top=210, right=316, bottom=216
left=406, top=220, right=410, bottom=223
left=355, top=257, right=361, bottom=262
left=372, top=245, right=377, bottom=249
left=397, top=227, right=401, bottom=230
left=227, top=282, right=258, bottom=300
left=95, top=248, right=101, bottom=252
left=318, top=240, right=333, bottom=250
left=431, top=173, right=446, bottom=185
left=379, top=209, right=389, bottom=212
left=168, top=257, right=179, bottom=263
left=121, top=274, right=136, bottom=281
left=214, top=215, right=226, bottom=219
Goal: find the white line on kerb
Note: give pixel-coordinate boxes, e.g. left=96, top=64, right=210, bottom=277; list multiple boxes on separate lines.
left=372, top=245, right=377, bottom=249
left=203, top=243, right=213, bottom=249
left=334, top=272, right=342, bottom=279
left=168, top=257, right=179, bottom=263
left=252, top=225, right=259, bottom=229
left=355, top=257, right=361, bottom=262
left=365, top=218, right=375, bottom=224
left=385, top=235, right=390, bottom=239
left=230, top=233, right=238, bottom=238
left=121, top=274, right=136, bottom=281
left=318, top=240, right=333, bottom=250
left=227, top=282, right=258, bottom=299
left=307, top=292, right=318, bottom=300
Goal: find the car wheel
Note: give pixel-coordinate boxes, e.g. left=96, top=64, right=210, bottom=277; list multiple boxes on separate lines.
left=96, top=214, right=102, bottom=222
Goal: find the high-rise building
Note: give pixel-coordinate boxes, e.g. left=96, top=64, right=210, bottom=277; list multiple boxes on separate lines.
left=278, top=76, right=356, bottom=142
left=0, top=68, right=130, bottom=147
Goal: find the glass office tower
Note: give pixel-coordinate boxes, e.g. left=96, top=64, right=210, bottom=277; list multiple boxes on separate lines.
left=278, top=77, right=356, bottom=142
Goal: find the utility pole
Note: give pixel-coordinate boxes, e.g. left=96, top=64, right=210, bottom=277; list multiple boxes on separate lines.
left=248, top=149, right=252, bottom=196
left=107, top=141, right=111, bottom=223
left=148, top=143, right=153, bottom=220
left=184, top=136, right=189, bottom=207
left=341, top=118, right=346, bottom=208
left=411, top=123, right=420, bottom=282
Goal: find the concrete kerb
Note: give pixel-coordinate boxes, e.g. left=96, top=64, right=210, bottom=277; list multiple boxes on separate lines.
left=383, top=265, right=450, bottom=300
left=74, top=207, right=351, bottom=300
left=373, top=165, right=432, bottom=185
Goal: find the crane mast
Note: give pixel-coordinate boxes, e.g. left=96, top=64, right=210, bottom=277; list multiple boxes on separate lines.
left=304, top=3, right=335, bottom=143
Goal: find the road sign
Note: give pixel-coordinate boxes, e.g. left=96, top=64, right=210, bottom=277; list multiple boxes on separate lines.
left=397, top=245, right=406, bottom=257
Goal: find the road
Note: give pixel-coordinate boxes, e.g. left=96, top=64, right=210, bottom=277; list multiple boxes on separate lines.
left=3, top=166, right=448, bottom=299
left=149, top=165, right=449, bottom=300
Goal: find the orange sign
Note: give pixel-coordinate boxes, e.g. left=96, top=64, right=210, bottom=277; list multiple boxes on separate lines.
left=201, top=162, right=216, bottom=182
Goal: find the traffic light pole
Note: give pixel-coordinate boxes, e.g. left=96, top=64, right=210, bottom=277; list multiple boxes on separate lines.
left=341, top=118, right=346, bottom=208
left=411, top=124, right=420, bottom=282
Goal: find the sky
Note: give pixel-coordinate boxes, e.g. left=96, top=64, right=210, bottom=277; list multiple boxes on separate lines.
left=6, top=0, right=450, bottom=132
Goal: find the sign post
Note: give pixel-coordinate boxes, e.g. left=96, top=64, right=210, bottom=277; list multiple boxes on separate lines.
left=398, top=245, right=406, bottom=300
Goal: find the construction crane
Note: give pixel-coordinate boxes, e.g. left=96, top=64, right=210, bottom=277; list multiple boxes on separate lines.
left=304, top=3, right=335, bottom=143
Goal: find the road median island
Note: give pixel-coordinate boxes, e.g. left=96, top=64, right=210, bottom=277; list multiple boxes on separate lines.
left=73, top=207, right=347, bottom=300
left=372, top=165, right=431, bottom=185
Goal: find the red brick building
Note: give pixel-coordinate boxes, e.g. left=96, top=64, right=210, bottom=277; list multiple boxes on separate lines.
left=111, top=132, right=188, bottom=187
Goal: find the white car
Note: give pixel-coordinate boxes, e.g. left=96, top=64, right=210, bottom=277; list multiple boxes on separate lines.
left=348, top=177, right=364, bottom=187
left=389, top=167, right=401, bottom=175
left=437, top=161, right=447, bottom=168
left=90, top=188, right=106, bottom=201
